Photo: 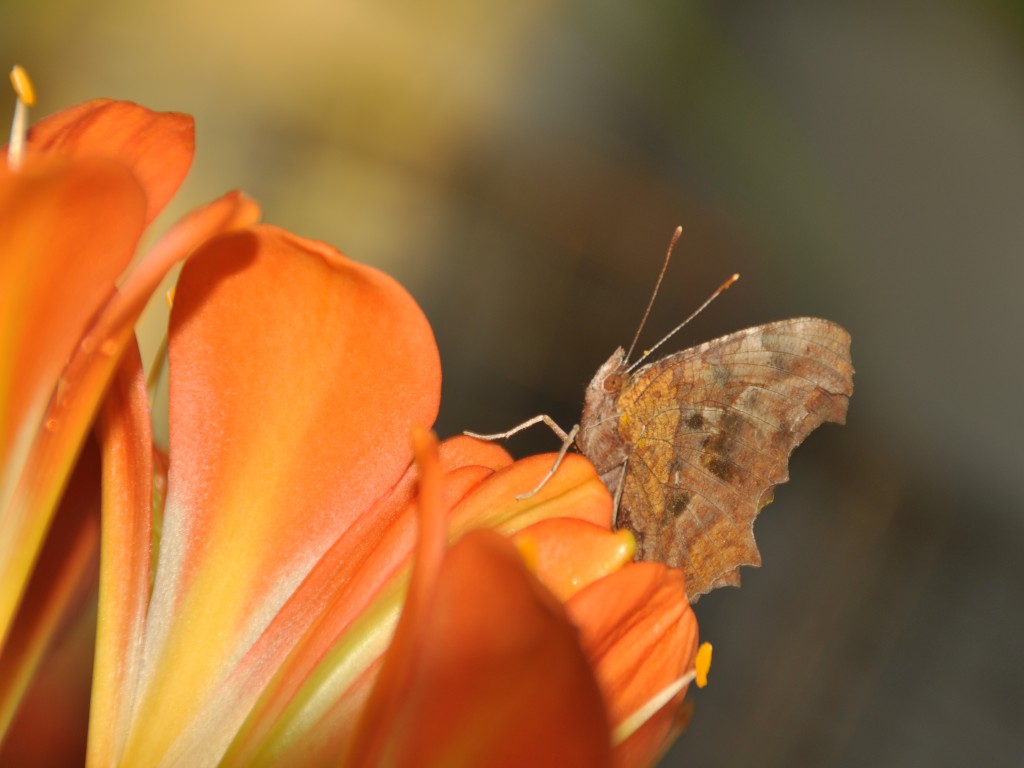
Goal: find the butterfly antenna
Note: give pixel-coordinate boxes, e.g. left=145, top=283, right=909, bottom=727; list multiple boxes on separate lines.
left=626, top=272, right=740, bottom=374
left=624, top=226, right=683, bottom=364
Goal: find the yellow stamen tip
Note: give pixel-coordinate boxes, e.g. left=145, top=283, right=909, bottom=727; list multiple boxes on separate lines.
left=612, top=527, right=637, bottom=562
left=10, top=66, right=35, bottom=107
left=165, top=286, right=176, bottom=310
left=695, top=641, right=712, bottom=688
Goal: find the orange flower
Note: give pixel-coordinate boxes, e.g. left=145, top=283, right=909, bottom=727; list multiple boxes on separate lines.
left=0, top=76, right=702, bottom=766
left=0, top=73, right=259, bottom=762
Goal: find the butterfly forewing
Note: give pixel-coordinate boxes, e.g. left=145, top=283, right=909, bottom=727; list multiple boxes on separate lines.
left=607, top=317, right=853, bottom=601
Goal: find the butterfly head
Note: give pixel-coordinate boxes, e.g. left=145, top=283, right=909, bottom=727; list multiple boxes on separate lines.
left=580, top=347, right=628, bottom=431
left=587, top=347, right=628, bottom=397
left=578, top=346, right=630, bottom=474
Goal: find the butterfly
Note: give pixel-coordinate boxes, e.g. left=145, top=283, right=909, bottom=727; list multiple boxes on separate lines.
left=577, top=315, right=853, bottom=601
left=470, top=229, right=854, bottom=601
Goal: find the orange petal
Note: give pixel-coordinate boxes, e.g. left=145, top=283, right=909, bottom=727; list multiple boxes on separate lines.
left=25, top=99, right=194, bottom=225
left=450, top=452, right=612, bottom=537
left=438, top=434, right=513, bottom=472
left=0, top=160, right=145, bottom=647
left=512, top=518, right=636, bottom=601
left=345, top=427, right=449, bottom=766
left=0, top=190, right=258, bottom=653
left=119, top=226, right=441, bottom=763
left=353, top=529, right=613, bottom=768
left=226, top=450, right=608, bottom=763
left=0, top=437, right=100, bottom=747
left=86, top=342, right=153, bottom=767
left=99, top=190, right=260, bottom=337
left=220, top=452, right=501, bottom=765
left=0, top=581, right=97, bottom=767
left=566, top=563, right=698, bottom=768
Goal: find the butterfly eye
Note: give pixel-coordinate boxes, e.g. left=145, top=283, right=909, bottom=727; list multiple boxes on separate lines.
left=603, top=372, right=626, bottom=393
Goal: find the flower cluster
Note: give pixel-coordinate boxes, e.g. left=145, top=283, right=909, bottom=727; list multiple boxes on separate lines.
left=0, top=69, right=702, bottom=766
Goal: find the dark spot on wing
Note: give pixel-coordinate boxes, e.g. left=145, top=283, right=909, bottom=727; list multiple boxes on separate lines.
left=700, top=411, right=743, bottom=482
left=706, top=455, right=734, bottom=481
left=685, top=413, right=705, bottom=430
left=665, top=488, right=691, bottom=519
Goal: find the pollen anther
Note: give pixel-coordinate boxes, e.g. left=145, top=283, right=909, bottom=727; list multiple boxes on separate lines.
left=10, top=66, right=36, bottom=107
left=8, top=65, right=36, bottom=170
left=695, top=641, right=712, bottom=688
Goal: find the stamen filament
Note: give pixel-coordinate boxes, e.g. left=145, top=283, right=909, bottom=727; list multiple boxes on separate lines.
left=611, top=669, right=696, bottom=746
left=610, top=641, right=713, bottom=746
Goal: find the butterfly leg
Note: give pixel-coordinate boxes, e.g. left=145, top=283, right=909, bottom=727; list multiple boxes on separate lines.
left=610, top=456, right=628, bottom=527
left=464, top=414, right=571, bottom=443
left=514, top=424, right=580, bottom=500
left=603, top=423, right=641, bottom=527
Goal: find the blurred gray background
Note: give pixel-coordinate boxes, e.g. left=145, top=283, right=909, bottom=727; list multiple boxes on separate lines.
left=4, top=1, right=1022, bottom=765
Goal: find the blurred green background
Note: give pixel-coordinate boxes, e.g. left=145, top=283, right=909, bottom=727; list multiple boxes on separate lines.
left=4, top=1, right=1023, bottom=765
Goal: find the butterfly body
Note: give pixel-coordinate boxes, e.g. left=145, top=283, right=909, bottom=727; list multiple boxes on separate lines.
left=577, top=317, right=854, bottom=601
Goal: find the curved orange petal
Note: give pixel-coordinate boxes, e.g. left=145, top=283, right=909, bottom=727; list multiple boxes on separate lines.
left=437, top=434, right=513, bottom=472
left=119, top=226, right=441, bottom=763
left=241, top=448, right=617, bottom=765
left=219, top=441, right=602, bottom=763
left=512, top=518, right=636, bottom=601
left=0, top=578, right=97, bottom=767
left=566, top=563, right=698, bottom=768
left=0, top=160, right=144, bottom=486
left=86, top=342, right=153, bottom=767
left=217, top=454, right=499, bottom=764
left=235, top=451, right=608, bottom=755
left=449, top=452, right=613, bottom=536
left=99, top=190, right=260, bottom=336
left=225, top=451, right=612, bottom=761
left=357, top=529, right=613, bottom=768
left=345, top=427, right=449, bottom=766
left=0, top=191, right=258, bottom=654
left=25, top=99, right=194, bottom=225
left=220, top=436, right=512, bottom=765
left=0, top=437, right=100, bottom=747
left=0, top=160, right=145, bottom=647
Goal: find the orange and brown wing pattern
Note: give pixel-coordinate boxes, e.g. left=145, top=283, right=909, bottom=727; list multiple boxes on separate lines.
left=614, top=318, right=853, bottom=601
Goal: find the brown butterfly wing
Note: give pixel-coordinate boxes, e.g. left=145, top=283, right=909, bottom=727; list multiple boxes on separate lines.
left=614, top=318, right=853, bottom=601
